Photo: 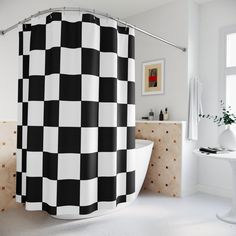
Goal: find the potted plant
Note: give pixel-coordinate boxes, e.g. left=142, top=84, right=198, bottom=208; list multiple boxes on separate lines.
left=199, top=100, right=236, bottom=150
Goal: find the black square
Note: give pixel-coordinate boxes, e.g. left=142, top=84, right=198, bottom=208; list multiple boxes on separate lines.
left=100, top=27, right=117, bottom=53
left=18, top=79, right=23, bottom=102
left=57, top=180, right=80, bottom=206
left=118, top=26, right=129, bottom=34
left=26, top=177, right=42, bottom=202
left=80, top=203, right=98, bottom=215
left=19, top=32, right=23, bottom=56
left=117, top=150, right=127, bottom=173
left=30, top=25, right=46, bottom=50
left=126, top=171, right=135, bottom=194
left=43, top=152, right=58, bottom=180
left=81, top=101, right=98, bottom=127
left=128, top=35, right=135, bottom=59
left=82, top=48, right=99, bottom=76
left=98, top=127, right=117, bottom=152
left=23, top=55, right=29, bottom=78
left=116, top=195, right=126, bottom=205
left=117, top=104, right=127, bottom=127
left=46, top=12, right=62, bottom=24
left=98, top=177, right=116, bottom=201
left=117, top=57, right=128, bottom=81
left=45, top=47, right=61, bottom=75
left=42, top=203, right=56, bottom=215
left=22, top=149, right=27, bottom=172
left=128, top=81, right=135, bottom=104
left=22, top=103, right=28, bottom=126
left=29, top=76, right=45, bottom=101
left=16, top=172, right=22, bottom=196
left=80, top=153, right=98, bottom=180
left=99, top=78, right=117, bottom=102
left=44, top=101, right=59, bottom=126
left=27, top=126, right=43, bottom=151
left=60, top=74, right=81, bottom=101
left=17, top=126, right=22, bottom=149
left=61, top=21, right=81, bottom=48
left=82, top=14, right=100, bottom=25
left=127, top=127, right=135, bottom=149
left=58, top=127, right=81, bottom=153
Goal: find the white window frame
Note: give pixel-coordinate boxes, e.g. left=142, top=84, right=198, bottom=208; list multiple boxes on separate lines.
left=219, top=25, right=236, bottom=130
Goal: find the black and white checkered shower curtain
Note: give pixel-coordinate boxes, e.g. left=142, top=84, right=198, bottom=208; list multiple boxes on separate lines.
left=16, top=12, right=135, bottom=215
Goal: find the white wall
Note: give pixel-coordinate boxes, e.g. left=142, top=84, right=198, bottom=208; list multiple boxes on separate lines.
left=198, top=0, right=236, bottom=197
left=126, top=0, right=189, bottom=121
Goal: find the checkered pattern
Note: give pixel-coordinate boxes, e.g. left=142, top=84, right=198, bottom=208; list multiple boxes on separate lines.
left=16, top=12, right=136, bottom=215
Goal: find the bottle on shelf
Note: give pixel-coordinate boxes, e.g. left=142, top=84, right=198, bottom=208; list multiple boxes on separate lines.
left=149, top=109, right=154, bottom=120
left=164, top=107, right=169, bottom=120
left=159, top=110, right=164, bottom=121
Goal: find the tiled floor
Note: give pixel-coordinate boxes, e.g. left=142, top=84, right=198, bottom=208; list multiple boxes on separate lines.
left=0, top=191, right=236, bottom=236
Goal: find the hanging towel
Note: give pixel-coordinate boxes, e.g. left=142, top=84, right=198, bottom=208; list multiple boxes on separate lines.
left=188, top=77, right=203, bottom=140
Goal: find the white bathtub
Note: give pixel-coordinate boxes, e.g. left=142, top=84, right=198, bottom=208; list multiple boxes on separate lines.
left=52, top=139, right=153, bottom=220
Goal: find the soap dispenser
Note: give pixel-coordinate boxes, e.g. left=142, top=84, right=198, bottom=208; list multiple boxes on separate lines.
left=159, top=110, right=164, bottom=121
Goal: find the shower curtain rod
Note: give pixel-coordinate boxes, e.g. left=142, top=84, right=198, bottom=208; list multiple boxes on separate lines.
left=0, top=7, right=187, bottom=52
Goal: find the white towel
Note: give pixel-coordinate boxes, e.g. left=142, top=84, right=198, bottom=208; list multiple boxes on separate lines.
left=188, top=77, right=203, bottom=140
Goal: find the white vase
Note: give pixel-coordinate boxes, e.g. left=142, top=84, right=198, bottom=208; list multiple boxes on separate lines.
left=219, top=125, right=236, bottom=151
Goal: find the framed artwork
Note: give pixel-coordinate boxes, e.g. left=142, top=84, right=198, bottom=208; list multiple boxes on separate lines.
left=142, top=59, right=165, bottom=95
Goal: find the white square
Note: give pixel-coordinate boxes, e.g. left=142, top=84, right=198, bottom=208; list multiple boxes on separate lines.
left=82, top=22, right=100, bottom=50
left=22, top=126, right=27, bottom=149
left=28, top=101, right=44, bottom=126
left=117, top=80, right=127, bottom=104
left=23, top=32, right=31, bottom=55
left=81, top=128, right=98, bottom=153
left=17, top=103, right=22, bottom=126
left=117, top=173, right=126, bottom=196
left=58, top=154, right=80, bottom=180
left=43, top=127, right=58, bottom=153
left=29, top=50, right=45, bottom=76
left=22, top=79, right=29, bottom=102
left=46, top=21, right=61, bottom=50
left=100, top=53, right=117, bottom=77
left=100, top=18, right=117, bottom=28
left=60, top=47, right=81, bottom=75
left=80, top=179, right=97, bottom=206
left=57, top=206, right=80, bottom=215
left=16, top=149, right=22, bottom=172
left=25, top=202, right=42, bottom=210
left=21, top=173, right=26, bottom=195
left=117, top=33, right=128, bottom=58
left=99, top=103, right=117, bottom=127
left=129, top=28, right=135, bottom=37
left=62, top=12, right=82, bottom=22
left=127, top=149, right=136, bottom=172
left=98, top=201, right=116, bottom=210
left=117, top=127, right=127, bottom=150
left=44, top=74, right=60, bottom=101
left=127, top=104, right=135, bottom=127
left=81, top=75, right=99, bottom=101
left=26, top=151, right=43, bottom=177
left=43, top=178, right=57, bottom=206
left=128, top=58, right=135, bottom=82
left=59, top=101, right=81, bottom=127
left=18, top=56, right=23, bottom=78
left=98, top=152, right=117, bottom=176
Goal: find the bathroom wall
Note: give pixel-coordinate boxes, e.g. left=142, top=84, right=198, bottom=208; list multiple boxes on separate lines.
left=198, top=0, right=236, bottom=197
left=126, top=0, right=189, bottom=121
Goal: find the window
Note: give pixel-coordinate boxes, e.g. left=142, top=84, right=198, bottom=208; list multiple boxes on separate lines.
left=224, top=30, right=236, bottom=132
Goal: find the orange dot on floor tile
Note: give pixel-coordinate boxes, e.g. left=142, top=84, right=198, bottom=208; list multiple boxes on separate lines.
left=2, top=164, right=5, bottom=168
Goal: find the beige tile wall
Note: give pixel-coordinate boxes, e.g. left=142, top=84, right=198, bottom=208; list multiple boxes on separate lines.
left=136, top=122, right=182, bottom=197
left=0, top=121, right=18, bottom=212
